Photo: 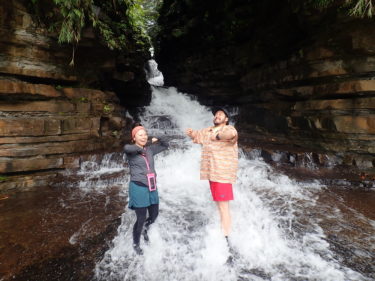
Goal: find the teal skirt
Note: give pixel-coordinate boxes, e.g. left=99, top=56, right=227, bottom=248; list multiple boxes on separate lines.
left=128, top=181, right=159, bottom=209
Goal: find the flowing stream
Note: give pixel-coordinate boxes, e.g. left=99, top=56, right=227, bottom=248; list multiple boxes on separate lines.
left=92, top=62, right=374, bottom=281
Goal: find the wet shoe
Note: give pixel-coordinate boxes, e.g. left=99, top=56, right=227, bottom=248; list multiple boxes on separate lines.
left=133, top=244, right=143, bottom=255
left=226, top=254, right=234, bottom=265
left=225, top=236, right=235, bottom=265
left=225, top=236, right=230, bottom=245
left=143, top=229, right=149, bottom=243
left=225, top=236, right=233, bottom=252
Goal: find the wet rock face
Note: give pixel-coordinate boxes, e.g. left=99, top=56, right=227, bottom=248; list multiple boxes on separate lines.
left=0, top=81, right=125, bottom=172
left=0, top=186, right=126, bottom=281
left=156, top=0, right=375, bottom=173
left=0, top=0, right=151, bottom=191
left=0, top=0, right=151, bottom=106
left=0, top=77, right=130, bottom=192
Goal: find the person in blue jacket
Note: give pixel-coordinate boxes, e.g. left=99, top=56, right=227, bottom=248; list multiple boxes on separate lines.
left=124, top=123, right=169, bottom=255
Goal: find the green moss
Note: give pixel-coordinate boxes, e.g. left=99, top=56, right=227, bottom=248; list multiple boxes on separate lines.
left=0, top=176, right=8, bottom=182
left=103, top=104, right=113, bottom=113
left=171, top=28, right=185, bottom=37
left=78, top=97, right=88, bottom=103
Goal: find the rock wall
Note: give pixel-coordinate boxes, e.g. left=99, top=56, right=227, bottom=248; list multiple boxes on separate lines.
left=0, top=81, right=126, bottom=191
left=0, top=0, right=150, bottom=192
left=156, top=0, right=375, bottom=174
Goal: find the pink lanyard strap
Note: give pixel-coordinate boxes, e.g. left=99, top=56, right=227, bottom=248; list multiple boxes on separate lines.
left=141, top=149, right=151, bottom=172
left=141, top=149, right=157, bottom=191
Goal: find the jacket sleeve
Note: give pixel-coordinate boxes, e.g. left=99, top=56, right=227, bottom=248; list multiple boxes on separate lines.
left=149, top=136, right=169, bottom=155
left=192, top=128, right=209, bottom=144
left=124, top=144, right=143, bottom=155
left=218, top=125, right=238, bottom=143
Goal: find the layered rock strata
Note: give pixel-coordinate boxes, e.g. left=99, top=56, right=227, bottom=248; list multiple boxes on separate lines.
left=0, top=80, right=127, bottom=191
left=0, top=0, right=150, bottom=192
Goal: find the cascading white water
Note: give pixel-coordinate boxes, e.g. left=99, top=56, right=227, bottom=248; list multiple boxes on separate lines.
left=94, top=82, right=371, bottom=281
left=63, top=152, right=129, bottom=193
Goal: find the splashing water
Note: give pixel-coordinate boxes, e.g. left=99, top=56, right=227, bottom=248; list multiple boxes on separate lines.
left=95, top=86, right=372, bottom=281
left=63, top=152, right=129, bottom=194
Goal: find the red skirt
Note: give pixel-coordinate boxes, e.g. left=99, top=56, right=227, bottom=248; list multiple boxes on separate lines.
left=209, top=181, right=234, bottom=201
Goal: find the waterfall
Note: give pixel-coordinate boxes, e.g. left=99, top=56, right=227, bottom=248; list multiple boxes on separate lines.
left=62, top=152, right=128, bottom=193
left=93, top=61, right=373, bottom=281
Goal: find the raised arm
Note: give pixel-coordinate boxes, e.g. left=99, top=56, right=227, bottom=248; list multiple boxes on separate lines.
left=124, top=144, right=144, bottom=155
left=185, top=128, right=197, bottom=139
left=149, top=136, right=169, bottom=155
left=186, top=128, right=206, bottom=144
left=213, top=126, right=238, bottom=143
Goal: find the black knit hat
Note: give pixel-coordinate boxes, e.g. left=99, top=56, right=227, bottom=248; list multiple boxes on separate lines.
left=212, top=107, right=230, bottom=119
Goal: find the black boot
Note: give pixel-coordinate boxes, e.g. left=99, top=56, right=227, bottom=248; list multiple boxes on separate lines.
left=133, top=243, right=143, bottom=255
left=143, top=228, right=149, bottom=243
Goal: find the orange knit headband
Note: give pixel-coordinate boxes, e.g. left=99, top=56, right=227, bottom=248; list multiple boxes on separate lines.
left=131, top=126, right=146, bottom=139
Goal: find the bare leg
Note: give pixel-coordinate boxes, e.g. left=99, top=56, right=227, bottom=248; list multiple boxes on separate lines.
left=216, top=201, right=231, bottom=236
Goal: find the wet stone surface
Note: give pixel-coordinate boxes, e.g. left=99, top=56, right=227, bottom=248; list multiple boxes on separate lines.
left=0, top=164, right=374, bottom=280
left=317, top=187, right=375, bottom=279
left=266, top=165, right=375, bottom=279
left=0, top=186, right=126, bottom=281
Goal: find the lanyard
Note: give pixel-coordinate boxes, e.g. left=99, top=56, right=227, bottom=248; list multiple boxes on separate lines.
left=141, top=149, right=151, bottom=171
left=141, top=149, right=157, bottom=191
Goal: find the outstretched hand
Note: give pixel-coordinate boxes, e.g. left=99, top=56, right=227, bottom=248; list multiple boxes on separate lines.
left=185, top=128, right=193, bottom=137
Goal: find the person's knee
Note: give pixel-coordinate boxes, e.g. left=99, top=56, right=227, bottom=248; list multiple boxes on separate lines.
left=139, top=211, right=147, bottom=220
left=138, top=215, right=147, bottom=225
left=135, top=209, right=147, bottom=227
left=148, top=204, right=159, bottom=222
left=151, top=210, right=159, bottom=221
left=137, top=213, right=146, bottom=222
left=217, top=201, right=230, bottom=212
left=147, top=212, right=158, bottom=226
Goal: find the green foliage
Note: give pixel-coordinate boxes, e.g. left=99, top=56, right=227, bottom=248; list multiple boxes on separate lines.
left=347, top=0, right=375, bottom=17
left=126, top=0, right=148, bottom=42
left=73, top=96, right=89, bottom=103
left=0, top=176, right=8, bottom=182
left=103, top=104, right=113, bottom=113
left=313, top=0, right=375, bottom=17
left=313, top=0, right=334, bottom=7
left=171, top=28, right=184, bottom=38
left=29, top=0, right=160, bottom=57
left=136, top=0, right=163, bottom=40
left=54, top=0, right=89, bottom=45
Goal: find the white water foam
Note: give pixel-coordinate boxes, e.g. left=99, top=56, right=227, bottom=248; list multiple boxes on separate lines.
left=95, top=87, right=369, bottom=281
left=63, top=152, right=129, bottom=193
